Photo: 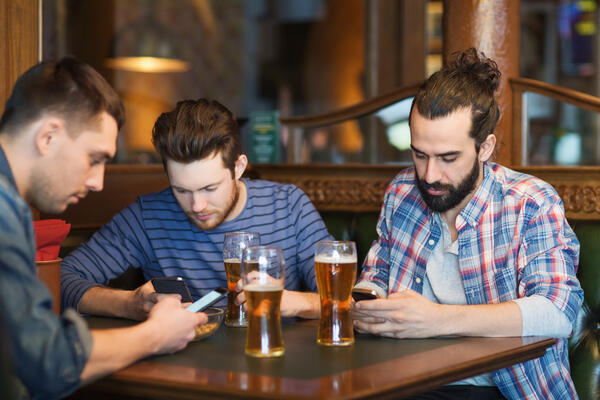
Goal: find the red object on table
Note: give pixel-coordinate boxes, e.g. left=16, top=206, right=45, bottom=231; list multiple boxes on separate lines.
left=33, top=219, right=71, bottom=261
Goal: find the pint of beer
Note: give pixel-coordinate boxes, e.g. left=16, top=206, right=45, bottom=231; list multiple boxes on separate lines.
left=315, top=241, right=357, bottom=346
left=223, top=232, right=260, bottom=327
left=242, top=246, right=285, bottom=358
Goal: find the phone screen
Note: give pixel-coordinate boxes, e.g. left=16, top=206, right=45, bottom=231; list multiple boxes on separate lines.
left=186, top=287, right=228, bottom=313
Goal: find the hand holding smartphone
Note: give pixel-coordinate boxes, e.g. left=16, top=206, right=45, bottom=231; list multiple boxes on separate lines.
left=186, top=287, right=228, bottom=313
left=151, top=277, right=194, bottom=303
left=352, top=287, right=378, bottom=302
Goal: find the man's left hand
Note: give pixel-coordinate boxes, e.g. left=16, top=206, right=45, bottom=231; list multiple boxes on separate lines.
left=352, top=289, right=443, bottom=338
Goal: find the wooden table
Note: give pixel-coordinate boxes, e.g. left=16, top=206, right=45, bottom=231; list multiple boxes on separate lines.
left=72, top=316, right=555, bottom=400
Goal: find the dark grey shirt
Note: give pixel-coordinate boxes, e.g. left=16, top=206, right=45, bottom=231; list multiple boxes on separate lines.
left=0, top=146, right=92, bottom=399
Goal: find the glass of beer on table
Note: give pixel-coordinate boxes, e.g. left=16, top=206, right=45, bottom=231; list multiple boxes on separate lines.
left=242, top=245, right=285, bottom=358
left=315, top=241, right=357, bottom=346
left=223, top=231, right=260, bottom=327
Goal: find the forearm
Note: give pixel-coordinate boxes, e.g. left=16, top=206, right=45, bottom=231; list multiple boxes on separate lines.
left=436, top=301, right=522, bottom=337
left=78, top=286, right=136, bottom=320
left=282, top=290, right=320, bottom=319
left=80, top=323, right=159, bottom=384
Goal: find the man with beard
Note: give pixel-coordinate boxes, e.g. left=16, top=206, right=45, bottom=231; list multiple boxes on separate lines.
left=61, top=98, right=331, bottom=320
left=352, top=49, right=583, bottom=399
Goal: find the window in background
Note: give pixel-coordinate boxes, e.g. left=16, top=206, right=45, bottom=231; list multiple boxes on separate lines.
left=43, top=0, right=435, bottom=164
left=520, top=0, right=600, bottom=166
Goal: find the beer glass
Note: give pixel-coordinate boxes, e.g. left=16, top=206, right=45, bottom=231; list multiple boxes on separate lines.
left=315, top=241, right=357, bottom=346
left=242, top=246, right=285, bottom=358
left=223, top=231, right=260, bottom=327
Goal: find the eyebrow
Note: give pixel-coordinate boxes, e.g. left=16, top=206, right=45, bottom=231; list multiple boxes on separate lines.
left=410, top=145, right=461, bottom=158
left=171, top=179, right=222, bottom=192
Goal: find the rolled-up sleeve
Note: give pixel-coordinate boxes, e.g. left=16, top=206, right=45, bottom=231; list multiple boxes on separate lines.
left=517, top=198, right=583, bottom=326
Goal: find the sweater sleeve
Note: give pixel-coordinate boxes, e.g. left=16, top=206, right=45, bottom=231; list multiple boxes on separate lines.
left=60, top=199, right=153, bottom=310
left=289, top=185, right=333, bottom=292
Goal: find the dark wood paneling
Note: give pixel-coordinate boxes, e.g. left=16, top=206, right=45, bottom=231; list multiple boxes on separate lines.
left=0, top=0, right=38, bottom=107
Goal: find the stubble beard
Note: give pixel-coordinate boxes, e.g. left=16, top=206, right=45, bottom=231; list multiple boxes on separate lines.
left=188, top=182, right=240, bottom=230
left=28, top=164, right=72, bottom=214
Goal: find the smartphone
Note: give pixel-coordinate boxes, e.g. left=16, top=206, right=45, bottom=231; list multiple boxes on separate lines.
left=352, top=287, right=378, bottom=302
left=186, top=287, right=228, bottom=313
left=151, top=276, right=193, bottom=303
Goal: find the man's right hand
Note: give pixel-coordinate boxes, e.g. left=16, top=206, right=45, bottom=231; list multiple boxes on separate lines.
left=127, top=280, right=181, bottom=321
left=144, top=296, right=208, bottom=354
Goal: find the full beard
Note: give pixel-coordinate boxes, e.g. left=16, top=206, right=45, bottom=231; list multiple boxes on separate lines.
left=415, top=158, right=480, bottom=213
left=188, top=182, right=240, bottom=230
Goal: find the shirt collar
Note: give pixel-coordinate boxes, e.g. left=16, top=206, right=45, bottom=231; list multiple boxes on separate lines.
left=0, top=146, right=18, bottom=191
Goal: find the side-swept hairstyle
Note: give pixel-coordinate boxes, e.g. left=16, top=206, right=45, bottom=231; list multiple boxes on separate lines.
left=152, top=99, right=241, bottom=176
left=0, top=57, right=124, bottom=135
left=411, top=48, right=501, bottom=151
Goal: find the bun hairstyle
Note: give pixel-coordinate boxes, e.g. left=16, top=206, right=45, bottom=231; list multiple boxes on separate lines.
left=411, top=48, right=501, bottom=151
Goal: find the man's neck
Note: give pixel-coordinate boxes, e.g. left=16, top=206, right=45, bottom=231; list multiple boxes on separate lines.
left=439, top=167, right=485, bottom=241
left=224, top=179, right=247, bottom=222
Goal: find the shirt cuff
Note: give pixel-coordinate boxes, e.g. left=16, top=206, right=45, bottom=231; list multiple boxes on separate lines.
left=512, top=295, right=572, bottom=337
left=63, top=308, right=94, bottom=360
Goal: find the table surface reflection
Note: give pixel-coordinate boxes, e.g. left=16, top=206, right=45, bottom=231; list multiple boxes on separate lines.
left=73, top=315, right=555, bottom=399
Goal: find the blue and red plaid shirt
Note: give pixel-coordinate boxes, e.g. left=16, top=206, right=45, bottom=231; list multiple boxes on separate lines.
left=358, top=162, right=583, bottom=399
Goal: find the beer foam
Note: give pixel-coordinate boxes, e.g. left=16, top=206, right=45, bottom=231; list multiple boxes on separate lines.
left=244, top=283, right=283, bottom=291
left=224, top=258, right=241, bottom=263
left=315, top=254, right=357, bottom=263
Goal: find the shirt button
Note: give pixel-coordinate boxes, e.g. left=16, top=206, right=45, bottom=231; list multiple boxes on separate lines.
left=415, top=277, right=422, bottom=284
left=428, top=239, right=435, bottom=246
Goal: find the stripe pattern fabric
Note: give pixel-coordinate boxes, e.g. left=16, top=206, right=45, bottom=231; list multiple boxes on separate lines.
left=61, top=179, right=332, bottom=309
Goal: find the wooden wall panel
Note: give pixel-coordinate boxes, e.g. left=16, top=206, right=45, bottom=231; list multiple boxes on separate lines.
left=0, top=0, right=38, bottom=107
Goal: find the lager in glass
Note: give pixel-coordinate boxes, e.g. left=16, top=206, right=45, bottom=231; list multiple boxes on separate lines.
left=315, top=241, right=357, bottom=346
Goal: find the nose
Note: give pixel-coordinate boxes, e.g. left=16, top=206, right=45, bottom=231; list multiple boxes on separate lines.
left=191, top=192, right=208, bottom=213
left=86, top=165, right=105, bottom=192
left=423, top=158, right=441, bottom=184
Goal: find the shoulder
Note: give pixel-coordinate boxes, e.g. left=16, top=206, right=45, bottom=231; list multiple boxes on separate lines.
left=490, top=163, right=562, bottom=208
left=245, top=178, right=307, bottom=200
left=110, top=188, right=178, bottom=220
left=384, top=167, right=421, bottom=203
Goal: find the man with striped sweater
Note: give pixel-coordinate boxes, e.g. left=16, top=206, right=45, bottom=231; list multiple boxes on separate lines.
left=61, top=99, right=330, bottom=320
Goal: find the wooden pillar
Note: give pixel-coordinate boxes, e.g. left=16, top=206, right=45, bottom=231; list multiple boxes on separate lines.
left=1, top=0, right=39, bottom=218
left=443, top=0, right=520, bottom=166
left=0, top=0, right=39, bottom=107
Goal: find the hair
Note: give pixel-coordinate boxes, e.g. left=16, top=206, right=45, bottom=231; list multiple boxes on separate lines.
left=152, top=99, right=241, bottom=175
left=0, top=57, right=124, bottom=136
left=410, top=48, right=501, bottom=151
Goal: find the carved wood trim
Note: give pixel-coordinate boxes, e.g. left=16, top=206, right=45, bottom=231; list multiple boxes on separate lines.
left=45, top=164, right=600, bottom=233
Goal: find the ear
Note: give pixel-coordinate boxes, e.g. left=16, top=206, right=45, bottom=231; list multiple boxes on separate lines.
left=478, top=134, right=496, bottom=162
left=34, top=117, right=66, bottom=156
left=234, top=154, right=248, bottom=180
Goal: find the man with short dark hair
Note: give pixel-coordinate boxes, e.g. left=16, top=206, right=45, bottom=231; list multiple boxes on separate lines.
left=61, top=98, right=331, bottom=320
left=352, top=49, right=583, bottom=399
left=0, top=58, right=206, bottom=399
